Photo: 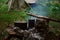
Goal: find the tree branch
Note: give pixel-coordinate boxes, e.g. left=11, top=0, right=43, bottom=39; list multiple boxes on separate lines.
left=27, top=13, right=60, bottom=22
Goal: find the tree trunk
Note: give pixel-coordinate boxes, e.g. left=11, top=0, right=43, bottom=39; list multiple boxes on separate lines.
left=7, top=0, right=29, bottom=11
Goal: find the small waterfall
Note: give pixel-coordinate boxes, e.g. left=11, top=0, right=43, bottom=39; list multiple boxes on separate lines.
left=28, top=0, right=49, bottom=40
left=27, top=27, right=44, bottom=40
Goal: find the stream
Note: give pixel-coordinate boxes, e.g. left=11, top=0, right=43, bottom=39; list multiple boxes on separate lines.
left=28, top=0, right=49, bottom=40
left=29, top=0, right=48, bottom=19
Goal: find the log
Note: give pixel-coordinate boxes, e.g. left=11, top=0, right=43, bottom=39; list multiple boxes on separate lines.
left=27, top=13, right=60, bottom=22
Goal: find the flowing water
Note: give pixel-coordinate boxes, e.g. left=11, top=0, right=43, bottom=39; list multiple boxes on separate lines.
left=29, top=0, right=49, bottom=40
left=29, top=0, right=48, bottom=19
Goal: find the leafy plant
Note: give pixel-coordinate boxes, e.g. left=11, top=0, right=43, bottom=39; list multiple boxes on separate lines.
left=47, top=1, right=60, bottom=34
left=0, top=0, right=29, bottom=39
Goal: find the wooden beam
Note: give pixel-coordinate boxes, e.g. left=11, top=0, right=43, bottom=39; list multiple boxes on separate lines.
left=27, top=13, right=60, bottom=22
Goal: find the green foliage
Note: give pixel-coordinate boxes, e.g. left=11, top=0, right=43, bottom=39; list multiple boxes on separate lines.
left=47, top=1, right=60, bottom=34
left=0, top=0, right=8, bottom=3
left=47, top=1, right=60, bottom=19
left=0, top=0, right=29, bottom=39
left=0, top=0, right=29, bottom=22
left=0, top=4, right=8, bottom=13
